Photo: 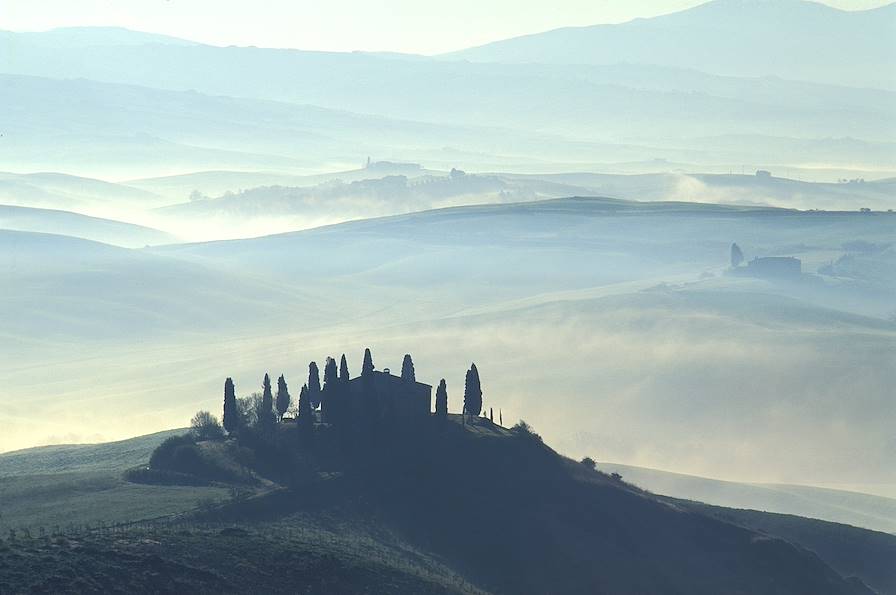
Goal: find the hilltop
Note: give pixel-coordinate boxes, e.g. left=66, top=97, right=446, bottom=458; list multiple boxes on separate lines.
left=2, top=411, right=893, bottom=594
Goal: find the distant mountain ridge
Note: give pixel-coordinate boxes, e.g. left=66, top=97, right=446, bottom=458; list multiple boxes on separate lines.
left=444, top=0, right=896, bottom=90
left=0, top=26, right=196, bottom=48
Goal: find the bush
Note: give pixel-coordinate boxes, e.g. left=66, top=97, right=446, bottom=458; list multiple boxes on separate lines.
left=581, top=457, right=596, bottom=470
left=149, top=434, right=198, bottom=470
left=148, top=434, right=254, bottom=484
left=191, top=410, right=225, bottom=440
left=511, top=420, right=543, bottom=443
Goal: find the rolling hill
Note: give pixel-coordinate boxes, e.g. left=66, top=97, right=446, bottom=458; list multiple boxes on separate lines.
left=2, top=419, right=892, bottom=594
left=1, top=26, right=893, bottom=177
left=0, top=204, right=175, bottom=247
left=0, top=170, right=166, bottom=211
left=446, top=0, right=896, bottom=90
left=600, top=462, right=896, bottom=535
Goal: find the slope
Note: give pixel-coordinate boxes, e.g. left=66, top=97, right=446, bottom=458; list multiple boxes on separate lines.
left=1, top=29, right=893, bottom=172
left=446, top=0, right=896, bottom=90
left=600, top=462, right=896, bottom=535
left=1, top=419, right=888, bottom=594
left=0, top=204, right=176, bottom=247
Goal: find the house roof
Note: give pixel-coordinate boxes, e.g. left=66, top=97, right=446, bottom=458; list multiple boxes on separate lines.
left=348, top=370, right=432, bottom=390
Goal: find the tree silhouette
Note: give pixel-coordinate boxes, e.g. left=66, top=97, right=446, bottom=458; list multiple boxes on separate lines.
left=731, top=242, right=744, bottom=267
left=323, top=357, right=338, bottom=388
left=362, top=348, right=374, bottom=377
left=261, top=373, right=274, bottom=424
left=490, top=407, right=494, bottom=423
left=464, top=363, right=483, bottom=418
left=435, top=379, right=448, bottom=418
left=191, top=410, right=224, bottom=440
left=322, top=357, right=338, bottom=423
left=223, top=377, right=237, bottom=434
left=308, top=361, right=322, bottom=409
left=339, top=354, right=350, bottom=382
left=400, top=354, right=415, bottom=382
left=298, top=384, right=313, bottom=429
left=275, top=374, right=291, bottom=421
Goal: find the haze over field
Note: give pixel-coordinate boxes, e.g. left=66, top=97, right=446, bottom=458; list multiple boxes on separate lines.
left=1, top=0, right=895, bottom=558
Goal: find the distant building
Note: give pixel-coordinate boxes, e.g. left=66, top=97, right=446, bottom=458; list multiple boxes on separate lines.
left=746, top=256, right=801, bottom=278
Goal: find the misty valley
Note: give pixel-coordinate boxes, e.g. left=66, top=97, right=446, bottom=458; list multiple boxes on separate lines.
left=1, top=1, right=895, bottom=593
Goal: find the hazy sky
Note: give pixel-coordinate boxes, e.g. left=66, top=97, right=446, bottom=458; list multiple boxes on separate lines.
left=1, top=0, right=891, bottom=54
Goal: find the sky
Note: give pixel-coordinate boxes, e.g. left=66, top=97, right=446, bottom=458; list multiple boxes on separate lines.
left=0, top=0, right=891, bottom=54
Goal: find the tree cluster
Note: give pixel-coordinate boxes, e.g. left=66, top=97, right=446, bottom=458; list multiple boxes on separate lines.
left=217, top=350, right=496, bottom=440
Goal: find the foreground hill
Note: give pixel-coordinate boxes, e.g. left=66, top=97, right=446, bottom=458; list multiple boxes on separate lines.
left=1, top=418, right=889, bottom=594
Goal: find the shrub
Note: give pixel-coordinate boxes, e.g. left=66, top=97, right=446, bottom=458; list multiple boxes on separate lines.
left=191, top=410, right=224, bottom=440
left=581, top=457, right=596, bottom=470
left=511, top=420, right=543, bottom=442
left=150, top=434, right=199, bottom=471
left=611, top=472, right=623, bottom=482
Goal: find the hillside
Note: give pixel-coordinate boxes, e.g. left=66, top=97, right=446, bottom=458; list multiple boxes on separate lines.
left=0, top=170, right=165, bottom=210
left=0, top=429, right=185, bottom=477
left=686, top=502, right=896, bottom=595
left=0, top=229, right=327, bottom=342
left=154, top=173, right=896, bottom=238
left=1, top=28, right=893, bottom=176
left=1, top=418, right=889, bottom=594
left=600, top=462, right=896, bottom=535
left=0, top=204, right=175, bottom=247
left=445, top=0, right=896, bottom=90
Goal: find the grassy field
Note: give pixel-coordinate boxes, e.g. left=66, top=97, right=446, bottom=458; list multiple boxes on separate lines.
left=0, top=513, right=485, bottom=594
left=0, top=429, right=231, bottom=532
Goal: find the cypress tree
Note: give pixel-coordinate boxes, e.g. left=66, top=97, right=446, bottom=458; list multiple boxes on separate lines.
left=362, top=348, right=374, bottom=377
left=500, top=409, right=503, bottom=426
left=361, top=348, right=377, bottom=424
left=308, top=361, right=322, bottom=409
left=322, top=357, right=338, bottom=423
left=464, top=363, right=483, bottom=418
left=298, top=384, right=313, bottom=429
left=490, top=407, right=494, bottom=423
left=275, top=374, right=291, bottom=421
left=339, top=354, right=350, bottom=382
left=323, top=357, right=338, bottom=388
left=435, top=379, right=448, bottom=418
left=261, top=373, right=273, bottom=420
left=400, top=354, right=415, bottom=382
left=223, top=377, right=237, bottom=434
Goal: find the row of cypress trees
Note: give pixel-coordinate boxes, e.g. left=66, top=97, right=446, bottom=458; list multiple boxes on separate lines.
left=222, top=349, right=487, bottom=434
